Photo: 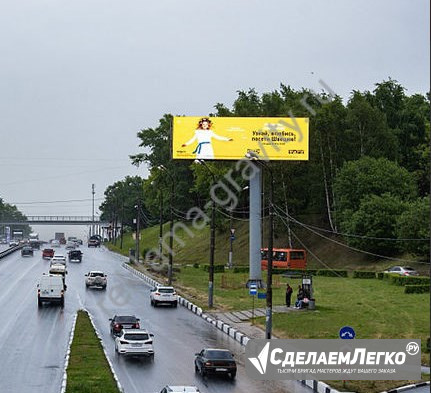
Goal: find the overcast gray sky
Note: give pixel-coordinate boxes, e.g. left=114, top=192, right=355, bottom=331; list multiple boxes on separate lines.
left=0, top=0, right=429, bottom=239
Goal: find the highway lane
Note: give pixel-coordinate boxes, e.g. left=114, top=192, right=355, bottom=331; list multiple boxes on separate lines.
left=0, top=248, right=79, bottom=393
left=0, top=245, right=311, bottom=393
left=78, top=247, right=310, bottom=393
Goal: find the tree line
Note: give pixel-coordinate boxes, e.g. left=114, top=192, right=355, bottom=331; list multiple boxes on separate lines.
left=100, top=79, right=430, bottom=260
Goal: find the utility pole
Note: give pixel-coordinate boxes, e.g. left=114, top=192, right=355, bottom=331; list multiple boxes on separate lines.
left=228, top=200, right=234, bottom=269
left=157, top=165, right=175, bottom=284
left=168, top=181, right=174, bottom=284
left=91, top=183, right=95, bottom=237
left=159, top=189, right=163, bottom=264
left=120, top=200, right=124, bottom=249
left=135, top=198, right=141, bottom=263
left=194, top=160, right=216, bottom=308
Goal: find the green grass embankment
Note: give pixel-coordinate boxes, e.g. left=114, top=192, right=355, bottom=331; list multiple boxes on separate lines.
left=67, top=310, right=120, bottom=393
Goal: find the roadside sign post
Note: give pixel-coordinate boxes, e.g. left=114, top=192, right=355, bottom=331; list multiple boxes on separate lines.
left=249, top=284, right=257, bottom=325
left=339, top=326, right=356, bottom=388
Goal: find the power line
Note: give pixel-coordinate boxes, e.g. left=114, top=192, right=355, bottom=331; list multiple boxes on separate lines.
left=273, top=204, right=429, bottom=242
left=275, top=210, right=429, bottom=264
left=11, top=198, right=104, bottom=205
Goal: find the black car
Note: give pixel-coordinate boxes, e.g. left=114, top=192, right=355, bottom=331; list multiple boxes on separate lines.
left=194, top=349, right=237, bottom=379
left=21, top=246, right=34, bottom=257
left=68, top=250, right=83, bottom=262
left=88, top=239, right=101, bottom=248
left=109, top=315, right=140, bottom=337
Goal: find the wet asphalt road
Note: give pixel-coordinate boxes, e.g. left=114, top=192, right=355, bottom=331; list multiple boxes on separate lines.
left=0, top=245, right=311, bottom=393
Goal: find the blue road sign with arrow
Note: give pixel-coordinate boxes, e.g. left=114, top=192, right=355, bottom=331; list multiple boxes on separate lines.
left=339, top=326, right=356, bottom=339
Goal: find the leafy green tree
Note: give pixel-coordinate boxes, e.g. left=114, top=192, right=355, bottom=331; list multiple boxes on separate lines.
left=346, top=91, right=398, bottom=160
left=99, top=176, right=152, bottom=229
left=0, top=198, right=31, bottom=237
left=334, top=156, right=417, bottom=216
left=341, top=193, right=406, bottom=255
left=396, top=197, right=430, bottom=258
left=130, top=114, right=198, bottom=213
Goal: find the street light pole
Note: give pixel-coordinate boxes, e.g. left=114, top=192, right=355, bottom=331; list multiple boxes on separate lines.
left=135, top=198, right=141, bottom=263
left=91, top=183, right=95, bottom=237
left=159, top=188, right=163, bottom=264
left=158, top=166, right=175, bottom=285
left=228, top=200, right=233, bottom=269
left=194, top=160, right=216, bottom=308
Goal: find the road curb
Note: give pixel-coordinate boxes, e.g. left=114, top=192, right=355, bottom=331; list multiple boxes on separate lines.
left=382, top=381, right=430, bottom=393
left=84, top=309, right=124, bottom=393
left=122, top=263, right=250, bottom=346
left=122, top=263, right=343, bottom=393
left=300, top=379, right=342, bottom=393
left=60, top=311, right=78, bottom=393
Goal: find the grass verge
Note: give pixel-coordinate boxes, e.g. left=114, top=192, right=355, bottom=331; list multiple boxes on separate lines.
left=325, top=376, right=429, bottom=393
left=128, top=263, right=430, bottom=367
left=67, top=310, right=120, bottom=393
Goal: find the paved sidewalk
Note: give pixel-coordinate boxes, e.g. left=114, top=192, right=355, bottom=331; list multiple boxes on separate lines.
left=208, top=305, right=303, bottom=339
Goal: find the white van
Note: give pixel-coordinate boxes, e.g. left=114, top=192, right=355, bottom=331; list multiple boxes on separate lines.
left=37, top=274, right=65, bottom=307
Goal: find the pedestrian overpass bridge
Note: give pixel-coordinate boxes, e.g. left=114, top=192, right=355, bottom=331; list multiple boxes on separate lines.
left=0, top=216, right=109, bottom=226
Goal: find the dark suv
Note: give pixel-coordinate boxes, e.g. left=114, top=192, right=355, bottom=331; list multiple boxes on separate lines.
left=194, top=348, right=237, bottom=379
left=109, top=315, right=140, bottom=337
left=88, top=239, right=100, bottom=248
left=21, top=246, right=34, bottom=257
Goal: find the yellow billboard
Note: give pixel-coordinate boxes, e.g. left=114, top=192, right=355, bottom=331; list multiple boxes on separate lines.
left=172, top=117, right=309, bottom=161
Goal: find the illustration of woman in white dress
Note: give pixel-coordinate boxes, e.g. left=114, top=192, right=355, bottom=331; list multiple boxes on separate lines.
left=181, top=118, right=233, bottom=159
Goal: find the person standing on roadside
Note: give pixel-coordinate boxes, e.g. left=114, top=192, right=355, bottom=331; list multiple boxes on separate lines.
left=285, top=283, right=293, bottom=307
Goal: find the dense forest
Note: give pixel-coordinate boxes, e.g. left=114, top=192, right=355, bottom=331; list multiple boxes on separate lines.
left=100, top=79, right=430, bottom=260
left=0, top=198, right=30, bottom=238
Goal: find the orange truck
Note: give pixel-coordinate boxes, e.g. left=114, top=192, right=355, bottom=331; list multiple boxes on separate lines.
left=261, top=248, right=307, bottom=270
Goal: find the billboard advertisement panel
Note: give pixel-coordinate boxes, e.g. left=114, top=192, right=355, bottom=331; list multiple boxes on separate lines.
left=172, top=117, right=309, bottom=161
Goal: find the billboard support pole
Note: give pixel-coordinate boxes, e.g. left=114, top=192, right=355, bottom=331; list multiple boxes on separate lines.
left=248, top=166, right=263, bottom=288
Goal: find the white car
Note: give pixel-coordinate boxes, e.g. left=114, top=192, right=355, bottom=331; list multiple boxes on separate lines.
left=65, top=241, right=76, bottom=250
left=384, top=266, right=420, bottom=276
left=51, top=240, right=60, bottom=248
left=51, top=255, right=67, bottom=265
left=37, top=274, right=65, bottom=307
left=150, top=286, right=178, bottom=307
left=85, top=271, right=107, bottom=289
left=115, top=329, right=154, bottom=358
left=159, top=387, right=200, bottom=393
left=49, top=263, right=67, bottom=275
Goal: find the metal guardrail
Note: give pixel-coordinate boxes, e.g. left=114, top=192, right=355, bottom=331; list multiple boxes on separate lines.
left=0, top=244, right=24, bottom=259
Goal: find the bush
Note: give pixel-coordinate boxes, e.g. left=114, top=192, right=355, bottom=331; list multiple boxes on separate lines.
left=404, top=284, right=430, bottom=294
left=377, top=272, right=384, bottom=280
left=353, top=271, right=377, bottom=279
left=389, top=275, right=429, bottom=286
left=193, top=263, right=200, bottom=269
left=316, top=269, right=348, bottom=278
left=201, top=264, right=225, bottom=273
left=233, top=266, right=249, bottom=273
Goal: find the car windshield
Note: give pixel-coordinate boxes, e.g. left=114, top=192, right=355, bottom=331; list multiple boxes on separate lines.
left=158, top=288, right=174, bottom=293
left=115, top=316, right=137, bottom=323
left=206, top=350, right=233, bottom=359
left=124, top=333, right=149, bottom=341
left=90, top=272, right=104, bottom=277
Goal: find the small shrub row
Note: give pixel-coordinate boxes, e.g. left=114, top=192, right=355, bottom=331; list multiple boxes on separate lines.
left=353, top=271, right=377, bottom=279
left=389, top=275, right=429, bottom=286
left=232, top=266, right=249, bottom=273
left=404, top=284, right=430, bottom=294
left=201, top=264, right=225, bottom=273
left=315, top=269, right=348, bottom=278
